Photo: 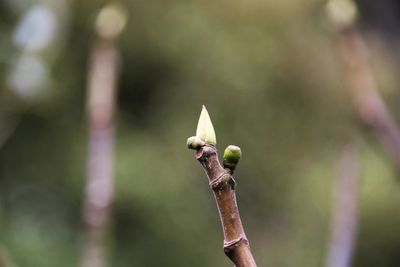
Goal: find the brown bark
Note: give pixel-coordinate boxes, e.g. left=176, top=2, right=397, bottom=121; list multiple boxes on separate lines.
left=195, top=145, right=257, bottom=267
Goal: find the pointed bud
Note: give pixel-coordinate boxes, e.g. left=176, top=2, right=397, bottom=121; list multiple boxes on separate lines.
left=187, top=136, right=205, bottom=150
left=223, top=145, right=242, bottom=171
left=196, top=105, right=217, bottom=145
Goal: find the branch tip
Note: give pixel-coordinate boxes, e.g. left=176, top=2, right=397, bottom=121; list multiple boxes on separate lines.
left=188, top=109, right=256, bottom=266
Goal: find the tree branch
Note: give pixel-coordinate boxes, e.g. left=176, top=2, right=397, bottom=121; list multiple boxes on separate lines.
left=327, top=142, right=359, bottom=267
left=337, top=27, right=400, bottom=169
left=193, top=145, right=257, bottom=267
left=326, top=0, right=400, bottom=169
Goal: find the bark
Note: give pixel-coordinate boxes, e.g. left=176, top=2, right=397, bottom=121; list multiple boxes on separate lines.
left=195, top=145, right=257, bottom=267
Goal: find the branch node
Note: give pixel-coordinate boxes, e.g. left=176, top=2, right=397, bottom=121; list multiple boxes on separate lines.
left=223, top=237, right=249, bottom=256
left=196, top=145, right=215, bottom=160
left=209, top=172, right=236, bottom=191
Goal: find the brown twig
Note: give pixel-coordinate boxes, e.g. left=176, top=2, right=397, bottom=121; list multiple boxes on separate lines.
left=193, top=145, right=257, bottom=267
left=327, top=142, right=359, bottom=267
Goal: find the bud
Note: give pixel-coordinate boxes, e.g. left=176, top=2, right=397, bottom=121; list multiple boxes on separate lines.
left=196, top=105, right=217, bottom=145
left=326, top=0, right=358, bottom=29
left=95, top=3, right=128, bottom=40
left=187, top=136, right=205, bottom=150
left=223, top=145, right=242, bottom=171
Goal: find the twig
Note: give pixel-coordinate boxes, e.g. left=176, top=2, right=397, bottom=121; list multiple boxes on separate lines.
left=327, top=143, right=359, bottom=267
left=187, top=107, right=257, bottom=267
left=195, top=146, right=257, bottom=267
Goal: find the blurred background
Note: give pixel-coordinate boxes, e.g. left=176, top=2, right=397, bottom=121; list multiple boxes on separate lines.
left=1, top=0, right=400, bottom=266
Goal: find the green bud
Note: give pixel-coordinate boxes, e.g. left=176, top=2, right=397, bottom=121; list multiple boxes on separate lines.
left=223, top=145, right=242, bottom=171
left=196, top=105, right=217, bottom=145
left=187, top=136, right=205, bottom=150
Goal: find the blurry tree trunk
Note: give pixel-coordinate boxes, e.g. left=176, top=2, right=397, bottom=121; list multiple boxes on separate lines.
left=81, top=37, right=118, bottom=267
left=327, top=143, right=359, bottom=267
left=81, top=5, right=126, bottom=267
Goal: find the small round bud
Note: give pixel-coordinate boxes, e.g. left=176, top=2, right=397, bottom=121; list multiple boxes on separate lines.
left=223, top=145, right=242, bottom=171
left=187, top=136, right=205, bottom=150
left=326, top=0, right=358, bottom=29
left=95, top=3, right=128, bottom=40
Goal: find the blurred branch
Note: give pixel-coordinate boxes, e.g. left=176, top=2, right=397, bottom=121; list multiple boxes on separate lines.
left=81, top=4, right=126, bottom=267
left=327, top=142, right=359, bottom=267
left=328, top=0, right=400, bottom=169
left=338, top=28, right=400, bottom=168
left=82, top=38, right=117, bottom=267
left=0, top=245, right=17, bottom=267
